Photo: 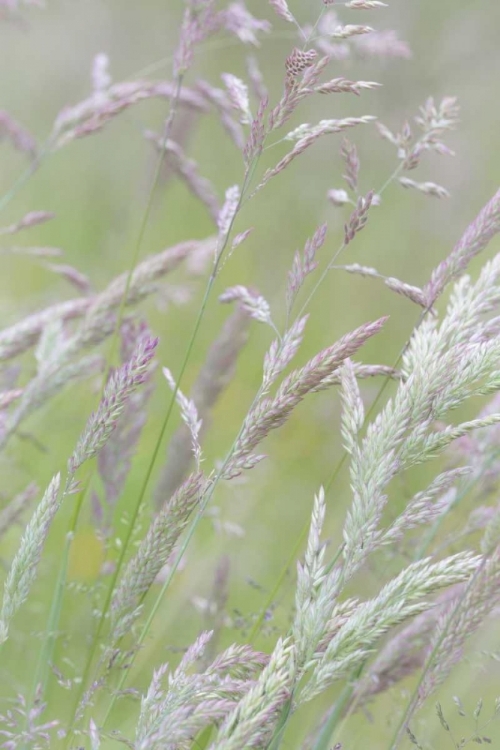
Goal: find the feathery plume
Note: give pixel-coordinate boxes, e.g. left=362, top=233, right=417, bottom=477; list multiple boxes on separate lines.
left=0, top=483, right=38, bottom=539
left=424, top=188, right=500, bottom=305
left=0, top=238, right=215, bottom=362
left=0, top=110, right=37, bottom=158
left=221, top=73, right=252, bottom=124
left=300, top=553, right=480, bottom=703
left=418, top=547, right=500, bottom=706
left=0, top=474, right=60, bottom=644
left=263, top=315, right=308, bottom=391
left=68, top=334, right=158, bottom=473
left=144, top=131, right=220, bottom=224
left=96, top=321, right=156, bottom=519
left=155, top=307, right=250, bottom=503
left=219, top=285, right=272, bottom=326
left=110, top=472, right=205, bottom=638
left=163, top=367, right=203, bottom=469
left=287, top=224, right=327, bottom=313
left=209, top=637, right=293, bottom=750
left=225, top=317, right=386, bottom=478
left=0, top=211, right=54, bottom=236
left=269, top=0, right=295, bottom=24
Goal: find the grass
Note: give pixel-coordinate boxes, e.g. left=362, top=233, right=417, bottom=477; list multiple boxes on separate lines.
left=0, top=1, right=500, bottom=749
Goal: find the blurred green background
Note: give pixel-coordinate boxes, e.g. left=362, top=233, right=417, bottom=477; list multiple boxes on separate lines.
left=1, top=1, right=500, bottom=747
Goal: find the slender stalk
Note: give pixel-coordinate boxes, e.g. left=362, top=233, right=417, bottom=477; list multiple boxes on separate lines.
left=311, top=682, right=357, bottom=750
left=106, top=71, right=185, bottom=375
left=297, top=163, right=405, bottom=322
left=22, top=472, right=88, bottom=750
left=5, top=65, right=184, bottom=750
left=99, top=158, right=261, bottom=728
left=260, top=312, right=434, bottom=750
left=311, top=305, right=499, bottom=750
left=63, top=73, right=186, bottom=746
left=31, top=476, right=90, bottom=704
left=247, top=161, right=413, bottom=652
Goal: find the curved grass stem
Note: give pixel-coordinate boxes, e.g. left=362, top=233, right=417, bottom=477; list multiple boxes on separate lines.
left=62, top=72, right=186, bottom=746
left=99, top=156, right=262, bottom=728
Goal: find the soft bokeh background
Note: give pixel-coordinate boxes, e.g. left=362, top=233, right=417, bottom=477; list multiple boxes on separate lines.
left=1, top=1, right=500, bottom=747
